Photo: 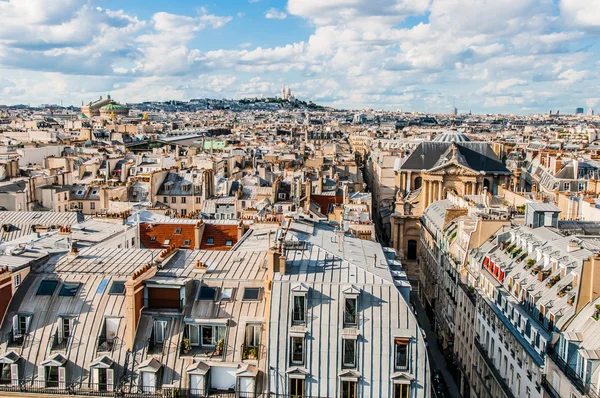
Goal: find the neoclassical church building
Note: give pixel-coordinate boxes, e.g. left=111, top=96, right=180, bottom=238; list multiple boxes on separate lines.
left=391, top=131, right=511, bottom=260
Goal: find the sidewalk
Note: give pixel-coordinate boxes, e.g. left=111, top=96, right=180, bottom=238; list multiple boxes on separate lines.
left=410, top=290, right=461, bottom=398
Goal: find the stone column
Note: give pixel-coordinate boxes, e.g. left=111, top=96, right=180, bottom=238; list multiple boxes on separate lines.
left=428, top=180, right=433, bottom=206
left=438, top=180, right=443, bottom=201
left=423, top=180, right=429, bottom=208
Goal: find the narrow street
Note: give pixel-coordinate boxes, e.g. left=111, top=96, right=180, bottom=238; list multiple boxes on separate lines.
left=410, top=289, right=461, bottom=398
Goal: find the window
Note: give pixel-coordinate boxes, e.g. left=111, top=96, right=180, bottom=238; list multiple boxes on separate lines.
left=290, top=336, right=304, bottom=365
left=181, top=209, right=187, bottom=216
left=181, top=197, right=186, bottom=204
left=342, top=339, right=357, bottom=368
left=344, top=298, right=357, bottom=326
left=563, top=182, right=570, bottom=191
left=395, top=338, right=410, bottom=370
left=220, top=288, right=233, bottom=301
left=394, top=384, right=410, bottom=398
left=289, top=378, right=304, bottom=398
left=174, top=228, right=182, bottom=235
left=183, top=240, right=191, bottom=246
left=59, top=282, right=81, bottom=297
left=109, top=281, right=126, bottom=295
left=196, top=197, right=201, bottom=203
left=78, top=202, right=83, bottom=210
left=226, top=240, right=233, bottom=246
left=37, top=280, right=59, bottom=296
left=341, top=380, right=357, bottom=398
left=579, top=183, right=586, bottom=192
left=164, top=239, right=171, bottom=245
left=164, top=197, right=168, bottom=203
left=246, top=324, right=261, bottom=348
left=292, top=295, right=306, bottom=324
left=243, top=288, right=261, bottom=301
left=150, top=236, right=156, bottom=241
left=201, top=325, right=226, bottom=346
left=206, top=237, right=214, bottom=245
left=90, top=202, right=95, bottom=210
left=198, top=286, right=218, bottom=301
left=171, top=197, right=176, bottom=203
left=13, top=314, right=30, bottom=337
left=14, top=274, right=21, bottom=288
left=61, top=317, right=72, bottom=341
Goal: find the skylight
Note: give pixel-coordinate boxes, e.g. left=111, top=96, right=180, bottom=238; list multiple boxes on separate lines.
left=59, top=282, right=81, bottom=297
left=36, top=280, right=59, bottom=296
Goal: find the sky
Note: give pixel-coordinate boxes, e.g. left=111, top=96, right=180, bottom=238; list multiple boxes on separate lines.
left=0, top=0, right=599, bottom=114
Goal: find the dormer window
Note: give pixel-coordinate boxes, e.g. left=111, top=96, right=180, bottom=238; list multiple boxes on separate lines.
left=394, top=337, right=410, bottom=371
left=206, top=238, right=214, bottom=245
left=174, top=228, right=182, bottom=235
left=342, top=339, right=357, bottom=368
left=293, top=295, right=306, bottom=325
left=344, top=298, right=357, bottom=327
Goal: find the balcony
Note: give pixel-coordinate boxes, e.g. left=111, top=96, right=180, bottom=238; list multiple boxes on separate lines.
left=5, top=331, right=24, bottom=348
left=547, top=346, right=599, bottom=398
left=96, top=336, right=115, bottom=353
left=541, top=375, right=560, bottom=398
left=51, top=333, right=69, bottom=351
left=474, top=339, right=517, bottom=398
left=241, top=343, right=260, bottom=361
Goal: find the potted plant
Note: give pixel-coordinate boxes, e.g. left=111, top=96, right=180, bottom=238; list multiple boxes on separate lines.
left=182, top=338, right=191, bottom=354
left=247, top=348, right=258, bottom=360
left=216, top=338, right=224, bottom=355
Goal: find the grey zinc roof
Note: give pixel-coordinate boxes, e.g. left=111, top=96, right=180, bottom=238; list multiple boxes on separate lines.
left=267, top=225, right=429, bottom=397
left=400, top=142, right=510, bottom=173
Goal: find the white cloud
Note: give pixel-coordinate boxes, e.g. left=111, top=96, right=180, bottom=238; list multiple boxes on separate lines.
left=0, top=0, right=599, bottom=113
left=265, top=8, right=287, bottom=20
left=560, top=0, right=600, bottom=28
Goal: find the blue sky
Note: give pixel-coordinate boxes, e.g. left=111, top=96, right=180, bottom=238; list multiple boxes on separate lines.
left=0, top=0, right=599, bottom=114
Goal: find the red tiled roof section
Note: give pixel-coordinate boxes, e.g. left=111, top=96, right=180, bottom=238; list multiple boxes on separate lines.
left=140, top=223, right=195, bottom=249
left=311, top=194, right=343, bottom=214
left=201, top=224, right=238, bottom=250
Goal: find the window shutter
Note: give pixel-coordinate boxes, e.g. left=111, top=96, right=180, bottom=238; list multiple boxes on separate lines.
left=37, top=366, right=45, bottom=386
left=58, top=366, right=66, bottom=389
left=58, top=320, right=64, bottom=342
left=12, top=315, right=18, bottom=336
left=106, top=369, right=114, bottom=392
left=92, top=368, right=99, bottom=391
left=25, top=316, right=31, bottom=334
left=10, top=364, right=18, bottom=386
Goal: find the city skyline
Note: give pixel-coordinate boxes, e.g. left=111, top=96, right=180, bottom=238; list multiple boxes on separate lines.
left=0, top=0, right=599, bottom=114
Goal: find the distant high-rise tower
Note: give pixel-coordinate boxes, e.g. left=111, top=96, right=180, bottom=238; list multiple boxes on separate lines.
left=576, top=107, right=584, bottom=114
left=452, top=107, right=458, bottom=115
left=589, top=108, right=595, bottom=116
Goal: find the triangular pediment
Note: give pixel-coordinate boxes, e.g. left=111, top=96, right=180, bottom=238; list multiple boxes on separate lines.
left=427, top=160, right=479, bottom=176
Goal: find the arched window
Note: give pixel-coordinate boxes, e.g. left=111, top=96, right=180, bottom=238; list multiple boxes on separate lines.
left=414, top=177, right=422, bottom=190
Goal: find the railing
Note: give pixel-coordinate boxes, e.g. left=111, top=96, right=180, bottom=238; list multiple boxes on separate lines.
left=96, top=336, right=115, bottom=353
left=473, top=339, right=517, bottom=398
left=541, top=375, right=561, bottom=398
left=52, top=333, right=69, bottom=351
left=547, top=345, right=600, bottom=398
left=5, top=331, right=24, bottom=348
left=0, top=380, right=332, bottom=398
left=242, top=343, right=259, bottom=360
left=148, top=338, right=164, bottom=356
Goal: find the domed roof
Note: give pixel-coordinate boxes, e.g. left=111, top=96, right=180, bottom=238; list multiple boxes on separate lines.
left=433, top=130, right=472, bottom=143
left=100, top=101, right=127, bottom=111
